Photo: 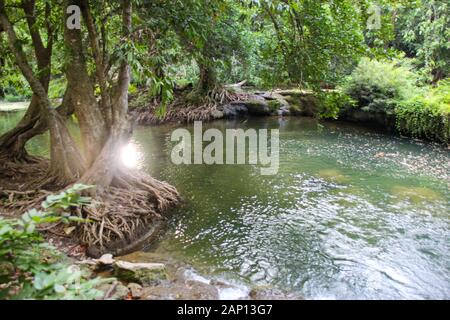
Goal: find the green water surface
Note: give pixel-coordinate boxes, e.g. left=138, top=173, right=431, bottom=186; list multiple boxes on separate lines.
left=1, top=113, right=449, bottom=299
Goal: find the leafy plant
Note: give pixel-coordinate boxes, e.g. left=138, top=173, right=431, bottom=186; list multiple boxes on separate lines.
left=0, top=184, right=113, bottom=300
left=395, top=0, right=450, bottom=83
left=343, top=58, right=421, bottom=114
left=317, top=91, right=356, bottom=119
left=396, top=80, right=450, bottom=142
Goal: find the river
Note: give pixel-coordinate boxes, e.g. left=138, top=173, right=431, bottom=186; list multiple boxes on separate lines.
left=1, top=112, right=449, bottom=299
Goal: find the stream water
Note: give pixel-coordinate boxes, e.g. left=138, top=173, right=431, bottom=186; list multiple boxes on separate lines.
left=1, top=113, right=449, bottom=299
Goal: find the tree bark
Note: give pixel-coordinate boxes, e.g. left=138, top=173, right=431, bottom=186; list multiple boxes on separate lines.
left=64, top=16, right=107, bottom=166
left=197, top=61, right=218, bottom=94
left=0, top=0, right=85, bottom=184
left=0, top=0, right=53, bottom=161
left=0, top=54, right=4, bottom=98
left=79, top=0, right=112, bottom=126
left=79, top=0, right=133, bottom=187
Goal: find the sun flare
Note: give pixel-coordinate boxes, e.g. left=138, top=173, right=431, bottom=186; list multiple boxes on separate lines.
left=120, top=142, right=141, bottom=169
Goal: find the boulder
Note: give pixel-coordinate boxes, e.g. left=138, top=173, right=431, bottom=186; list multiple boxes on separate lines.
left=242, top=100, right=272, bottom=116
left=98, top=254, right=115, bottom=265
left=77, top=253, right=115, bottom=268
left=128, top=283, right=144, bottom=298
left=114, top=260, right=167, bottom=285
left=283, top=94, right=320, bottom=117
left=278, top=106, right=290, bottom=116
left=339, top=108, right=396, bottom=130
left=141, top=281, right=219, bottom=300
left=222, top=103, right=249, bottom=118
left=97, top=281, right=130, bottom=300
left=263, top=92, right=290, bottom=107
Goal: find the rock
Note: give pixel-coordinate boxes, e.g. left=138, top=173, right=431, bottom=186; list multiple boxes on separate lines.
left=77, top=253, right=115, bottom=268
left=141, top=281, right=219, bottom=300
left=114, top=260, right=167, bottom=285
left=114, top=282, right=131, bottom=300
left=211, top=110, right=224, bottom=119
left=222, top=103, right=249, bottom=118
left=263, top=92, right=290, bottom=106
left=339, top=108, right=396, bottom=131
left=238, top=100, right=271, bottom=116
left=222, top=92, right=293, bottom=118
left=280, top=93, right=320, bottom=117
left=128, top=283, right=144, bottom=298
left=267, top=100, right=283, bottom=113
left=278, top=106, right=290, bottom=116
left=97, top=281, right=130, bottom=300
left=98, top=254, right=115, bottom=265
left=77, top=259, right=98, bottom=267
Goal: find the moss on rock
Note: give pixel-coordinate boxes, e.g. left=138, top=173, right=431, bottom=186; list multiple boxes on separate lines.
left=114, top=261, right=167, bottom=285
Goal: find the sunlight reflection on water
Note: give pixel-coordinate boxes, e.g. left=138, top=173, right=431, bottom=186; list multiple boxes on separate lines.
left=120, top=141, right=144, bottom=169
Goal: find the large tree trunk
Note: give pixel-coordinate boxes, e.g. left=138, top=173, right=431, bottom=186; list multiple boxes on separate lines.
left=0, top=98, right=41, bottom=161
left=64, top=20, right=107, bottom=166
left=75, top=0, right=179, bottom=255
left=0, top=0, right=85, bottom=186
left=0, top=86, right=77, bottom=163
left=1, top=0, right=179, bottom=255
left=197, top=62, right=218, bottom=94
left=0, top=0, right=52, bottom=161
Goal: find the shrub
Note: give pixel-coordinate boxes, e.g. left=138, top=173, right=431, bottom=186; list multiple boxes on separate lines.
left=396, top=81, right=450, bottom=143
left=318, top=91, right=356, bottom=119
left=343, top=58, right=420, bottom=114
left=0, top=73, right=33, bottom=102
left=0, top=184, right=113, bottom=300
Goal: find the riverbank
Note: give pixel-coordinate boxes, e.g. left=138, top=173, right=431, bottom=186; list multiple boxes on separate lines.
left=130, top=87, right=324, bottom=124
left=80, top=251, right=303, bottom=300
left=130, top=86, right=450, bottom=145
left=4, top=88, right=448, bottom=145
left=0, top=205, right=301, bottom=300
left=0, top=101, right=29, bottom=112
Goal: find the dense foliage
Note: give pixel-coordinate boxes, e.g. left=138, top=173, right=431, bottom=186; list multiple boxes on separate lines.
left=1, top=1, right=448, bottom=96
left=396, top=81, right=450, bottom=142
left=343, top=58, right=420, bottom=114
left=0, top=1, right=449, bottom=134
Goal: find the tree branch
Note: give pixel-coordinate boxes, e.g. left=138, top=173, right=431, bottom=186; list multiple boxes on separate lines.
left=0, top=0, right=50, bottom=110
left=79, top=0, right=112, bottom=125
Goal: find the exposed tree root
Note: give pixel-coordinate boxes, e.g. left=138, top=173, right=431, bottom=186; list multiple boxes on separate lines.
left=0, top=152, right=49, bottom=191
left=0, top=189, right=51, bottom=216
left=132, top=87, right=250, bottom=125
left=0, top=164, right=180, bottom=257
left=77, top=170, right=180, bottom=255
